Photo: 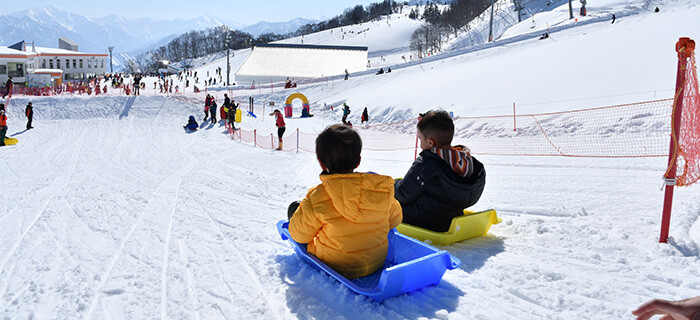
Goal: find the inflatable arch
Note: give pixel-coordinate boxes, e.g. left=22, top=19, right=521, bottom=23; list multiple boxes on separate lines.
left=284, top=93, right=310, bottom=118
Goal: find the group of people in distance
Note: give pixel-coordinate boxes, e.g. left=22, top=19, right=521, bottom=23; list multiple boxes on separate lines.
left=287, top=110, right=485, bottom=278
left=184, top=93, right=239, bottom=132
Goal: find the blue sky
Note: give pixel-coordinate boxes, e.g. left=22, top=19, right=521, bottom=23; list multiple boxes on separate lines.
left=4, top=0, right=382, bottom=25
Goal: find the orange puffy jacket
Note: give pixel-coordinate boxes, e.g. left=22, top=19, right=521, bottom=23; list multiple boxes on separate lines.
left=289, top=172, right=402, bottom=279
left=0, top=113, right=6, bottom=126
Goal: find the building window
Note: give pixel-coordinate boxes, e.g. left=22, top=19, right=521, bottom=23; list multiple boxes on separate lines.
left=79, top=59, right=83, bottom=68
left=66, top=59, right=70, bottom=69
left=101, top=60, right=104, bottom=68
left=7, top=63, right=24, bottom=77
left=87, top=60, right=91, bottom=69
left=73, top=59, right=77, bottom=68
left=42, top=60, right=46, bottom=68
left=57, top=59, right=61, bottom=69
left=49, top=60, right=53, bottom=69
left=0, top=65, right=6, bottom=75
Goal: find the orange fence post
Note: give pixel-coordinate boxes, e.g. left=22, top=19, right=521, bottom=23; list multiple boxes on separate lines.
left=513, top=102, right=517, bottom=131
left=660, top=37, right=696, bottom=243
left=414, top=131, right=419, bottom=160
left=271, top=133, right=274, bottom=149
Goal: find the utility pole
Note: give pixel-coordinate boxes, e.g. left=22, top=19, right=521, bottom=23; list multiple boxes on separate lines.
left=568, top=0, right=574, bottom=19
left=108, top=46, right=114, bottom=74
left=225, top=35, right=230, bottom=87
left=514, top=0, right=523, bottom=22
left=488, top=0, right=495, bottom=42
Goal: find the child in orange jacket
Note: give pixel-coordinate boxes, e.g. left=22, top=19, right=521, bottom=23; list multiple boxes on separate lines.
left=288, top=124, right=402, bottom=279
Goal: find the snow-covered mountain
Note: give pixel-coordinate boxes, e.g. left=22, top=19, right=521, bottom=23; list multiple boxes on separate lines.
left=240, top=17, right=318, bottom=37
left=0, top=6, right=241, bottom=54
left=0, top=6, right=320, bottom=71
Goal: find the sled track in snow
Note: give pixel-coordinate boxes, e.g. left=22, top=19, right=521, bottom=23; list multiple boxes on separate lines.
left=84, top=139, right=198, bottom=320
left=0, top=128, right=87, bottom=280
left=160, top=155, right=198, bottom=320
left=197, top=204, right=283, bottom=320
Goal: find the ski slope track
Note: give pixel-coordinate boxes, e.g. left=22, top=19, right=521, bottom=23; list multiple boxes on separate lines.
left=1, top=0, right=700, bottom=319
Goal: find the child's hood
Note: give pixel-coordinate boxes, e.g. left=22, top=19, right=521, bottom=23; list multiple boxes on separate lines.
left=319, top=172, right=396, bottom=223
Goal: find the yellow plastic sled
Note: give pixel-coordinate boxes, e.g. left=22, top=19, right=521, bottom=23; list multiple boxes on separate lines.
left=235, top=108, right=242, bottom=123
left=3, top=138, right=18, bottom=146
left=396, top=209, right=501, bottom=246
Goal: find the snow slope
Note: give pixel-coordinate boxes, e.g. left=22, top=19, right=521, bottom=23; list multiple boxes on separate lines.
left=1, top=0, right=700, bottom=319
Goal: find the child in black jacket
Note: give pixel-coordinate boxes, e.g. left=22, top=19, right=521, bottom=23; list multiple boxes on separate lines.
left=394, top=110, right=485, bottom=232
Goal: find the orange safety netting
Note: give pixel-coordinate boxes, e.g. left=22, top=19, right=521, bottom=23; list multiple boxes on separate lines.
left=667, top=40, right=700, bottom=187
left=228, top=97, right=679, bottom=159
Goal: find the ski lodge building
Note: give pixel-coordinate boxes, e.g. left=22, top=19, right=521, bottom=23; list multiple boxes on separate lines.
left=235, top=43, right=368, bottom=85
left=0, top=38, right=108, bottom=86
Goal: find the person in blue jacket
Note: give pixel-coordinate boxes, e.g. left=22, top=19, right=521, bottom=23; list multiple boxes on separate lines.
left=394, top=110, right=486, bottom=232
left=183, top=115, right=199, bottom=131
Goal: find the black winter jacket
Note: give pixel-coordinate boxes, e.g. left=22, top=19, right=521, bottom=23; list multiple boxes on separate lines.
left=394, top=150, right=485, bottom=232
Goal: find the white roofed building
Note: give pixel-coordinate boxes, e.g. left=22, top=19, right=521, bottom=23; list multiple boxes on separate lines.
left=1, top=39, right=108, bottom=85
left=0, top=46, right=36, bottom=84
left=27, top=41, right=108, bottom=80
left=235, top=43, right=368, bottom=85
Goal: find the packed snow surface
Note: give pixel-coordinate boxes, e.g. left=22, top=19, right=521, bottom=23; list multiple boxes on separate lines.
left=1, top=0, right=699, bottom=319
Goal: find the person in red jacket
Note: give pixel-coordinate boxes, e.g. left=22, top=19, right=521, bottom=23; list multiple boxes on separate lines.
left=203, top=94, right=212, bottom=121
left=2, top=77, right=12, bottom=99
left=0, top=109, right=8, bottom=146
left=270, top=109, right=286, bottom=150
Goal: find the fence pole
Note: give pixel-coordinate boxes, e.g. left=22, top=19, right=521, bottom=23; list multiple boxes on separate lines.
left=513, top=102, right=517, bottom=131
left=296, top=128, right=299, bottom=153
left=660, top=37, right=695, bottom=243
left=271, top=133, right=274, bottom=149
left=254, top=129, right=257, bottom=147
left=414, top=131, right=419, bottom=160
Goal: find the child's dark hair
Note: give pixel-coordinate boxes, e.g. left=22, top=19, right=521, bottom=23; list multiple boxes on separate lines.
left=316, top=124, right=362, bottom=173
left=417, top=110, right=454, bottom=147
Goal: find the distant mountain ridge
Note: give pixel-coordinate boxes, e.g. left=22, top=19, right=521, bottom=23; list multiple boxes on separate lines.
left=0, top=6, right=241, bottom=53
left=241, top=18, right=318, bottom=36
left=0, top=5, right=316, bottom=69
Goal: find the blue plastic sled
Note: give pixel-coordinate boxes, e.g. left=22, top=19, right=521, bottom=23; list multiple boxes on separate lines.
left=277, top=220, right=461, bottom=302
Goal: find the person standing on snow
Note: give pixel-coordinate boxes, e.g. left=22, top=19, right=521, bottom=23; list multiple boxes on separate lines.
left=270, top=109, right=286, bottom=150
left=0, top=109, right=8, bottom=146
left=204, top=94, right=212, bottom=121
left=342, top=103, right=351, bottom=125
left=361, top=107, right=369, bottom=124
left=2, top=77, right=13, bottom=99
left=210, top=99, right=218, bottom=124
left=25, top=102, right=33, bottom=130
left=227, top=101, right=237, bottom=130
